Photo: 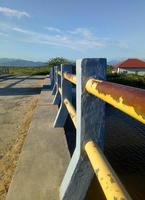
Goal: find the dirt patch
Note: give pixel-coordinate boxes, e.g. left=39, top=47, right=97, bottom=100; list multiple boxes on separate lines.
left=0, top=96, right=38, bottom=200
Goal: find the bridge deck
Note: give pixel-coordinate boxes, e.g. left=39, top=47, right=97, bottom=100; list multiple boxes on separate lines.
left=6, top=78, right=70, bottom=200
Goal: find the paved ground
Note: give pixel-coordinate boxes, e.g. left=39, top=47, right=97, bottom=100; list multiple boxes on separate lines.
left=0, top=75, right=44, bottom=199
left=0, top=75, right=44, bottom=157
left=6, top=78, right=70, bottom=200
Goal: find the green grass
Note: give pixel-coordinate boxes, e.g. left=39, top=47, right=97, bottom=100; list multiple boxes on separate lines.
left=1, top=66, right=145, bottom=89
left=0, top=66, right=50, bottom=75
left=107, top=73, right=145, bottom=89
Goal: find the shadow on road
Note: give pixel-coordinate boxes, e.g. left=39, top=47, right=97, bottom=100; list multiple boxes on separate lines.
left=0, top=87, right=42, bottom=96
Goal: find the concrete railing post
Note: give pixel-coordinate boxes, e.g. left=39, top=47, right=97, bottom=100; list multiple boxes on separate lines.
left=52, top=66, right=58, bottom=95
left=53, top=65, right=61, bottom=105
left=60, top=58, right=107, bottom=200
left=50, top=67, right=55, bottom=88
left=53, top=64, right=72, bottom=127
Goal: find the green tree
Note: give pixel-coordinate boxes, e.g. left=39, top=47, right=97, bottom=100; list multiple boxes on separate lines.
left=47, top=57, right=70, bottom=68
left=107, top=65, right=113, bottom=74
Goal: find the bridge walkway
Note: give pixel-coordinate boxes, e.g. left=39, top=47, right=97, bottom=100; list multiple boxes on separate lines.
left=6, top=78, right=70, bottom=200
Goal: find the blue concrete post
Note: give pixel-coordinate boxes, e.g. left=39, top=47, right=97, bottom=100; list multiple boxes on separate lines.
left=53, top=64, right=72, bottom=127
left=52, top=66, right=57, bottom=95
left=53, top=65, right=61, bottom=105
left=50, top=67, right=55, bottom=88
left=60, top=58, right=107, bottom=200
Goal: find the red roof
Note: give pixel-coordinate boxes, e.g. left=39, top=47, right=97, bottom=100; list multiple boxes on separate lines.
left=113, top=58, right=145, bottom=70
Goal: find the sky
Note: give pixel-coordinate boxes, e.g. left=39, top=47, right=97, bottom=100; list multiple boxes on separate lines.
left=0, top=0, right=145, bottom=61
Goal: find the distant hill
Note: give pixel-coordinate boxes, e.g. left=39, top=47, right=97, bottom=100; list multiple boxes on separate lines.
left=0, top=58, right=47, bottom=67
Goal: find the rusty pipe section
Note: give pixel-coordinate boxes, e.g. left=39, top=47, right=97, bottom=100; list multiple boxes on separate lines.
left=86, top=79, right=145, bottom=124
left=85, top=141, right=132, bottom=200
left=64, top=98, right=77, bottom=128
left=63, top=72, right=77, bottom=85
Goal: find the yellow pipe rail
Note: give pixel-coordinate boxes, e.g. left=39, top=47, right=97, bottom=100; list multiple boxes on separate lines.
left=57, top=71, right=76, bottom=84
left=58, top=87, right=62, bottom=95
left=64, top=98, right=77, bottom=128
left=63, top=72, right=77, bottom=85
left=86, top=79, right=145, bottom=124
left=57, top=71, right=61, bottom=76
left=63, top=96, right=132, bottom=199
left=85, top=141, right=132, bottom=200
left=57, top=72, right=145, bottom=124
left=54, top=71, right=141, bottom=199
left=61, top=101, right=132, bottom=200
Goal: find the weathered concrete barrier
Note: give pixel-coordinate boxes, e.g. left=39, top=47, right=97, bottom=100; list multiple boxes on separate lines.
left=52, top=58, right=132, bottom=200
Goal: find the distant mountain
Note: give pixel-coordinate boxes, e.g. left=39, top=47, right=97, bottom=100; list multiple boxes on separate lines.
left=0, top=58, right=47, bottom=67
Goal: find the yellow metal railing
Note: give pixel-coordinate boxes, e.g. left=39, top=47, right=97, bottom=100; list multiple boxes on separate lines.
left=63, top=72, right=77, bottom=85
left=55, top=71, right=143, bottom=199
left=58, top=71, right=77, bottom=85
left=85, top=141, right=132, bottom=200
left=58, top=87, right=62, bottom=95
left=59, top=72, right=145, bottom=124
left=64, top=98, right=77, bottom=127
left=58, top=71, right=61, bottom=76
left=62, top=97, right=131, bottom=200
left=85, top=79, right=145, bottom=124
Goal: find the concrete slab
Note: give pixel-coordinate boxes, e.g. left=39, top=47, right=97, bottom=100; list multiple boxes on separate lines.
left=6, top=80, right=70, bottom=200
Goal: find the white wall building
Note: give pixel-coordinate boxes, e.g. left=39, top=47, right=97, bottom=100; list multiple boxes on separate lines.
left=113, top=59, right=145, bottom=75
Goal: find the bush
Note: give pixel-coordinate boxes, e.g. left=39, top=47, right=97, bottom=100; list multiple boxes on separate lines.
left=107, top=73, right=145, bottom=89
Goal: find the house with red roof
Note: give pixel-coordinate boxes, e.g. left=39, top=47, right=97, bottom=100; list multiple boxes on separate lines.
left=113, top=58, right=145, bottom=75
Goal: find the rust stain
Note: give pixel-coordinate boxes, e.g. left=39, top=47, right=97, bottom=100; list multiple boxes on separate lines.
left=107, top=174, right=116, bottom=184
left=91, top=80, right=145, bottom=119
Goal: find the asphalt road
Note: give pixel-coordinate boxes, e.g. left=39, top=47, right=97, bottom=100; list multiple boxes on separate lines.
left=0, top=75, right=44, bottom=158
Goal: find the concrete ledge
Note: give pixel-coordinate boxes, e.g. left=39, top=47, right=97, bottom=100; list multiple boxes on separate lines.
left=6, top=78, right=70, bottom=200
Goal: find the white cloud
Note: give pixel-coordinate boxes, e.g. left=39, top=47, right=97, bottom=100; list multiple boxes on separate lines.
left=11, top=26, right=128, bottom=51
left=68, top=28, right=92, bottom=38
left=0, top=7, right=30, bottom=18
left=45, top=27, right=61, bottom=33
left=0, top=32, right=8, bottom=37
left=12, top=27, right=31, bottom=34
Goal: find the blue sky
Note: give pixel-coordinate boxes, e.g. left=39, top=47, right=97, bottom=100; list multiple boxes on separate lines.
left=0, top=0, right=145, bottom=61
